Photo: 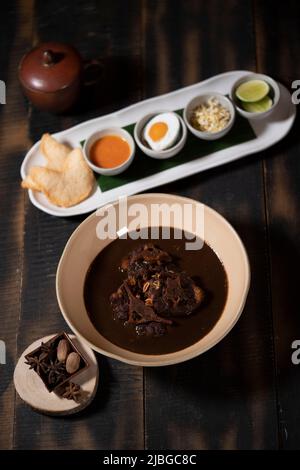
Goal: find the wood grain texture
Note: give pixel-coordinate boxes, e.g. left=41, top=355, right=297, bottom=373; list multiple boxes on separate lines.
left=1, top=0, right=298, bottom=450
left=0, top=0, right=33, bottom=449
left=254, top=0, right=300, bottom=449
left=13, top=0, right=144, bottom=450
left=143, top=0, right=278, bottom=450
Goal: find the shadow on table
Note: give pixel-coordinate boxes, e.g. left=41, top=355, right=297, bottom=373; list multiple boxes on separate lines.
left=71, top=54, right=147, bottom=117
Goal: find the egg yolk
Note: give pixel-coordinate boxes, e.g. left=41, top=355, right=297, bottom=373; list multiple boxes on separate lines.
left=148, top=122, right=168, bottom=141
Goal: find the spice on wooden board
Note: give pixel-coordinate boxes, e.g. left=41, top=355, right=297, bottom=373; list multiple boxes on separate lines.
left=24, top=332, right=88, bottom=393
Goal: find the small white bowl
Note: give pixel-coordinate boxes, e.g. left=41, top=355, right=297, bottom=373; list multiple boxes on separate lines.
left=230, top=73, right=280, bottom=120
left=183, top=93, right=236, bottom=141
left=83, top=127, right=135, bottom=176
left=134, top=111, right=187, bottom=159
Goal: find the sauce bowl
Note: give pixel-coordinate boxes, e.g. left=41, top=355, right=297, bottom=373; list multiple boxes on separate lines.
left=83, top=127, right=135, bottom=176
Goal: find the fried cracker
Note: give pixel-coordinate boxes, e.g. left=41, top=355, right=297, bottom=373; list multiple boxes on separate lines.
left=40, top=133, right=71, bottom=171
left=24, top=148, right=94, bottom=207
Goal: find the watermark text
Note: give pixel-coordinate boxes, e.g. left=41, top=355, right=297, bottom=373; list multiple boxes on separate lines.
left=96, top=196, right=204, bottom=250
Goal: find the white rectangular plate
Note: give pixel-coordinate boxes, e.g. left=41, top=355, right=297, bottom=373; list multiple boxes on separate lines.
left=20, top=70, right=296, bottom=217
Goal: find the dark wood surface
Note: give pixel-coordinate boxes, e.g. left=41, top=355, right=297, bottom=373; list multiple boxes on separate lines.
left=0, top=0, right=299, bottom=449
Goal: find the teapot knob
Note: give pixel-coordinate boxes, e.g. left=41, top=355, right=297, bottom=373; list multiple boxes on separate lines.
left=42, top=50, right=55, bottom=66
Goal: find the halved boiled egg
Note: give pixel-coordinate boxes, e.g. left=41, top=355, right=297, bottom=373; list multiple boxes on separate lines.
left=143, top=112, right=180, bottom=151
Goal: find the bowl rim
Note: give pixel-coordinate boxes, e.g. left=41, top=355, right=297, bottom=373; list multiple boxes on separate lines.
left=230, top=72, right=281, bottom=118
left=183, top=92, right=236, bottom=139
left=83, top=126, right=135, bottom=175
left=133, top=110, right=187, bottom=158
left=56, top=193, right=251, bottom=367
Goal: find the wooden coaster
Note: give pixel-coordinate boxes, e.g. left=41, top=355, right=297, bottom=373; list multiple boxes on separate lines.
left=14, top=334, right=99, bottom=415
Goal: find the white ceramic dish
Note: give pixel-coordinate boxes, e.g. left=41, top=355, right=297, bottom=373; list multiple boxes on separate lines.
left=230, top=73, right=280, bottom=120
left=56, top=193, right=250, bottom=367
left=183, top=92, right=235, bottom=140
left=83, top=127, right=135, bottom=175
left=134, top=110, right=187, bottom=158
left=21, top=70, right=296, bottom=217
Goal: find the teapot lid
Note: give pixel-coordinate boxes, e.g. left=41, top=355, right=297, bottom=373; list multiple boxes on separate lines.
left=19, top=42, right=82, bottom=93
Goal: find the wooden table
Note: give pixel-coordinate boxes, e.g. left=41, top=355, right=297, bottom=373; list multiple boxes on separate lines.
left=1, top=0, right=299, bottom=450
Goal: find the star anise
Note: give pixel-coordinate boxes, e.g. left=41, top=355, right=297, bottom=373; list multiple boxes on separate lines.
left=40, top=341, right=56, bottom=361
left=25, top=354, right=47, bottom=375
left=44, top=359, right=67, bottom=385
left=62, top=382, right=81, bottom=402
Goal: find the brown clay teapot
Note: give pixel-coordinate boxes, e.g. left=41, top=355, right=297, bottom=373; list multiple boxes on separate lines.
left=18, top=42, right=83, bottom=113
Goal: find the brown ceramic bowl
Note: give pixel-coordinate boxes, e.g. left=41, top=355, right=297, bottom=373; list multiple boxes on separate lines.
left=56, top=193, right=250, bottom=366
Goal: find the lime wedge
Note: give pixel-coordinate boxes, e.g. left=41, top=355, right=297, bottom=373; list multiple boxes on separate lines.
left=242, top=95, right=273, bottom=113
left=236, top=79, right=270, bottom=102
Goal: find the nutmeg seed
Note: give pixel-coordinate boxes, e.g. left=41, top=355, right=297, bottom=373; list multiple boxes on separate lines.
left=57, top=339, right=70, bottom=362
left=66, top=352, right=80, bottom=374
